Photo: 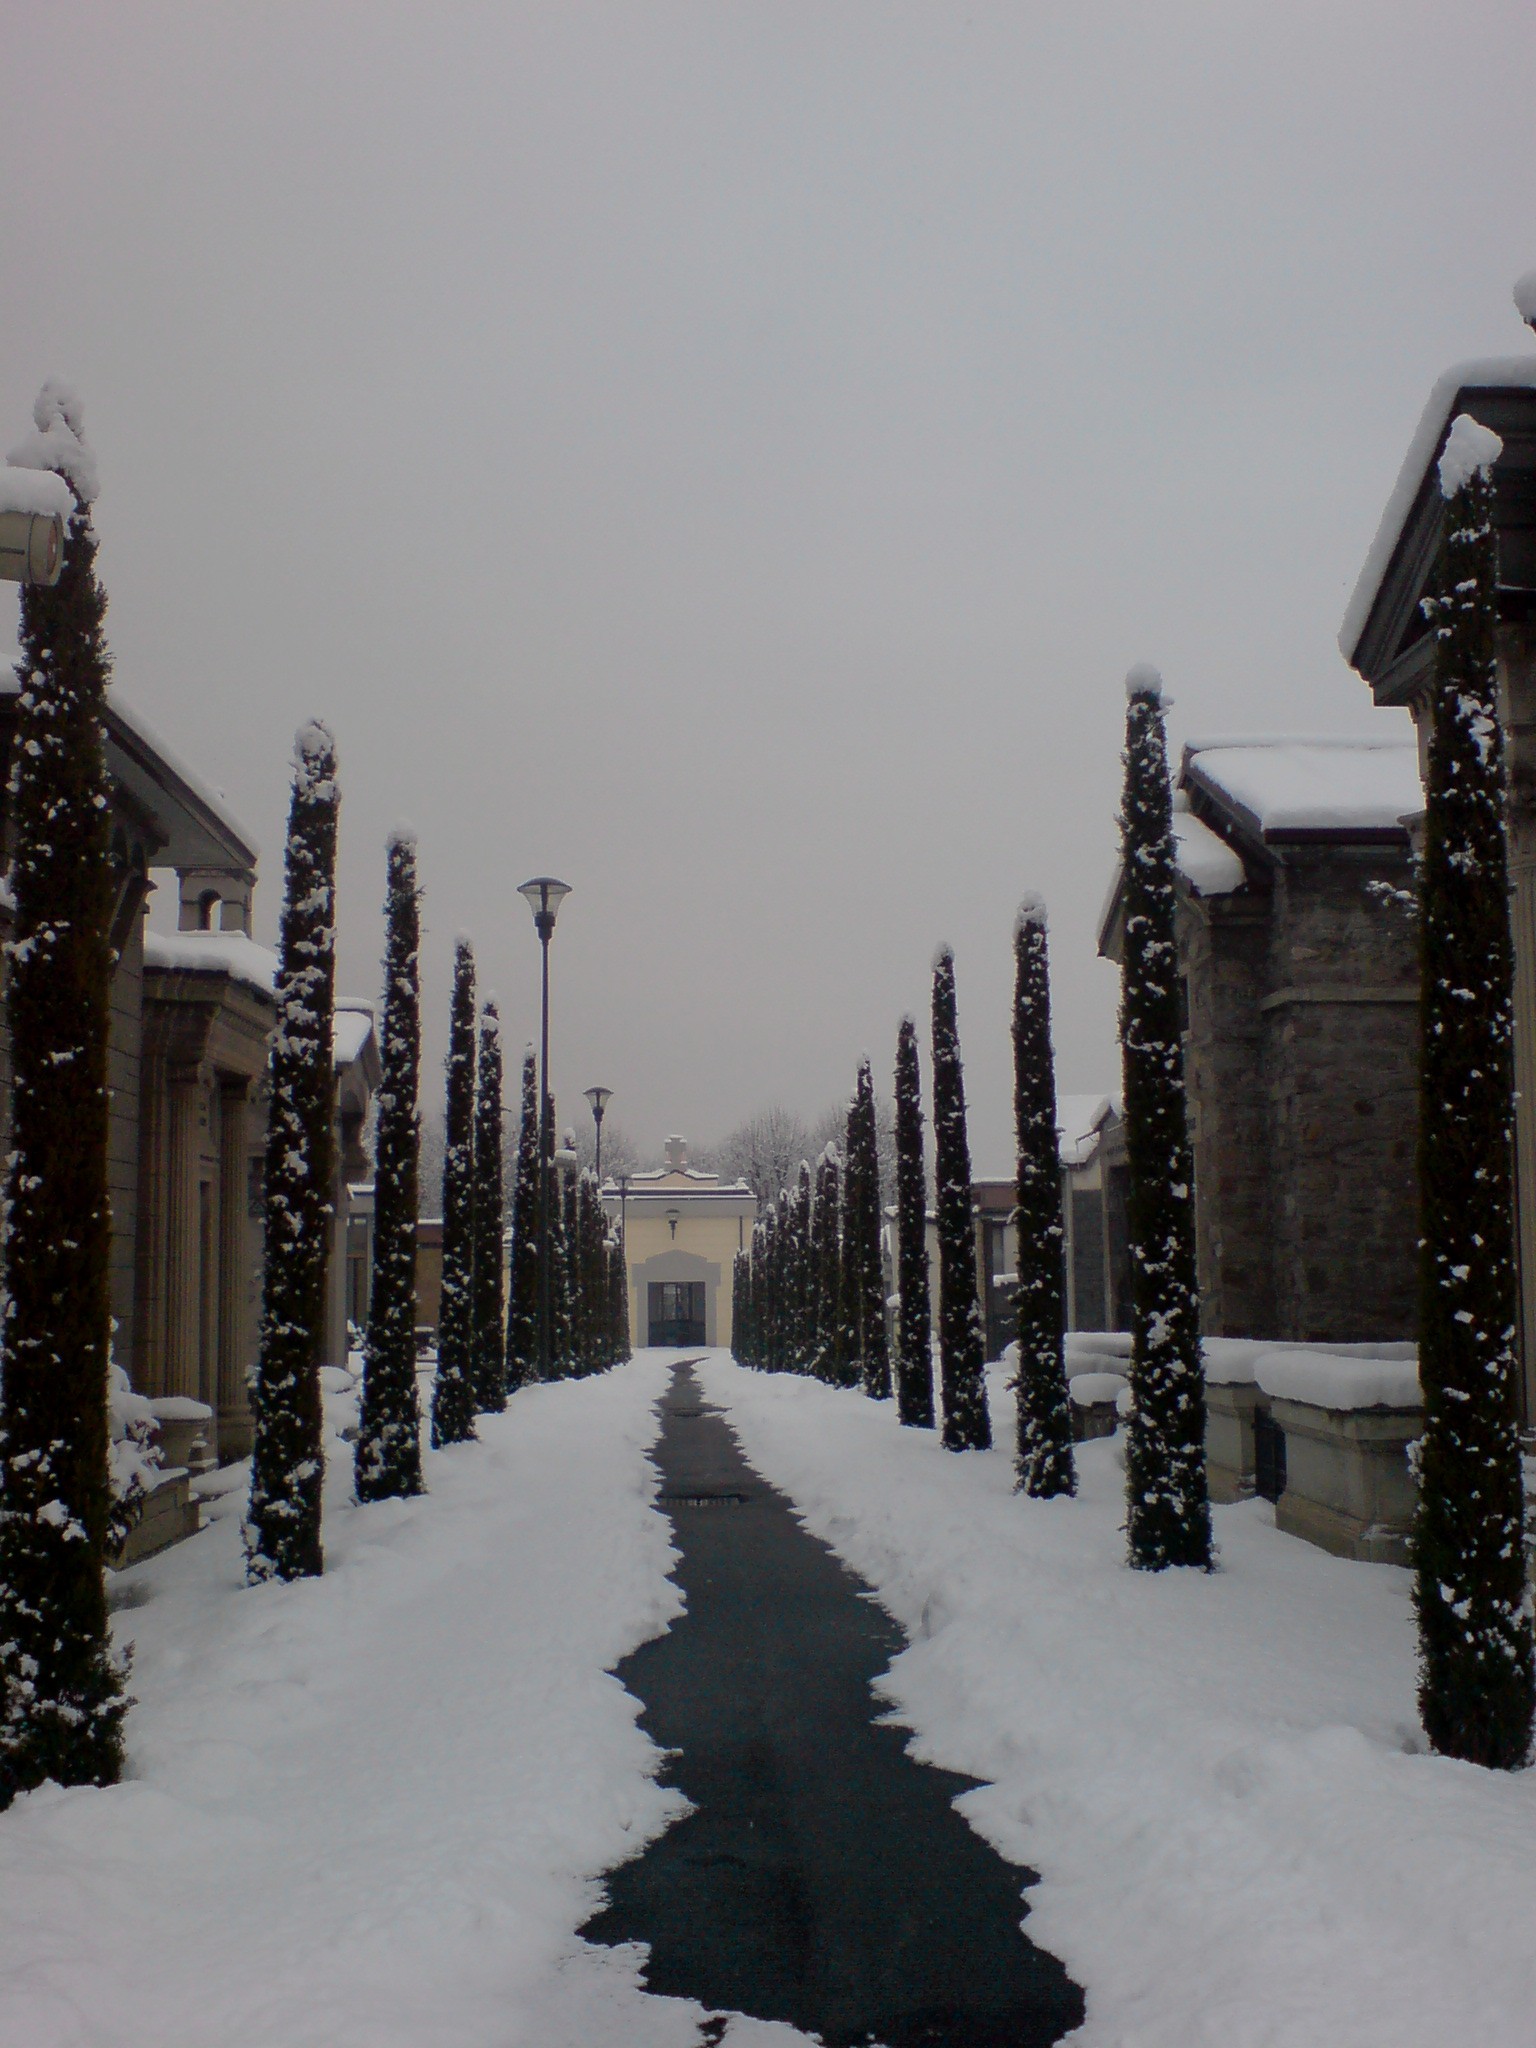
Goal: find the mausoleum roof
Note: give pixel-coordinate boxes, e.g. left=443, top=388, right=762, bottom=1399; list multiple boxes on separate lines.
left=1181, top=735, right=1421, bottom=843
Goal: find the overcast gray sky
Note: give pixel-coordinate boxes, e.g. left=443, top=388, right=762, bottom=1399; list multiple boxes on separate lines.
left=4, top=1, right=1534, bottom=1171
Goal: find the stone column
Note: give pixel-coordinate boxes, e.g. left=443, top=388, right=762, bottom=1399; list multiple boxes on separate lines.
left=217, top=1079, right=254, bottom=1461
left=133, top=1043, right=170, bottom=1397
left=164, top=1066, right=203, bottom=1400
left=1498, top=625, right=1536, bottom=1432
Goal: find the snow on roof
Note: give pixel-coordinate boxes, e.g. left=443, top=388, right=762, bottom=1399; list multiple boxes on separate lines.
left=143, top=935, right=374, bottom=1068
left=1340, top=353, right=1536, bottom=662
left=1057, top=1093, right=1114, bottom=1167
left=143, top=928, right=278, bottom=996
left=1173, top=812, right=1245, bottom=895
left=2, top=650, right=260, bottom=868
left=333, top=1001, right=376, bottom=1070
left=1183, top=736, right=1420, bottom=836
left=0, top=467, right=72, bottom=520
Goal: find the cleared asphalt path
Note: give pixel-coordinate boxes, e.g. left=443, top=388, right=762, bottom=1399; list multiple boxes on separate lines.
left=582, top=1361, right=1084, bottom=2048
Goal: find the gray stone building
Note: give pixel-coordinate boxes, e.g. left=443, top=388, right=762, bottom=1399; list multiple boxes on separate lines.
left=1097, top=736, right=1423, bottom=1344
left=0, top=663, right=377, bottom=1544
left=1340, top=345, right=1536, bottom=1425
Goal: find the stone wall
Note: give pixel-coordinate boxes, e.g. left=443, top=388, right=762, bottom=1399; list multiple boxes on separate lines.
left=1178, top=838, right=1418, bottom=1344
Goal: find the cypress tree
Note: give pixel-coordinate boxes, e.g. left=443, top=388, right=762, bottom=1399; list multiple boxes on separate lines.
left=608, top=1233, right=631, bottom=1364
left=470, top=1001, right=506, bottom=1413
left=245, top=722, right=341, bottom=1581
left=575, top=1172, right=605, bottom=1373
left=431, top=939, right=478, bottom=1446
left=562, top=1160, right=582, bottom=1370
left=547, top=1162, right=574, bottom=1376
left=932, top=948, right=990, bottom=1450
left=790, top=1160, right=815, bottom=1369
left=0, top=387, right=128, bottom=1797
left=355, top=828, right=424, bottom=1502
left=505, top=1048, right=540, bottom=1391
left=1119, top=666, right=1210, bottom=1570
left=1412, top=415, right=1534, bottom=1768
left=847, top=1058, right=891, bottom=1397
left=813, top=1147, right=854, bottom=1386
left=893, top=1016, right=935, bottom=1428
left=1012, top=899, right=1076, bottom=1497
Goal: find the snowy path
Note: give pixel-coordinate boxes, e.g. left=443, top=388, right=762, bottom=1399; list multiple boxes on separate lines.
left=694, top=1351, right=1536, bottom=2048
left=585, top=1362, right=1082, bottom=2046
left=0, top=1356, right=799, bottom=2048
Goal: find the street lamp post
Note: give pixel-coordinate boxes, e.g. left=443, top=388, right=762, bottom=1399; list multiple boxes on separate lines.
left=517, top=876, right=572, bottom=1380
left=584, top=1085, right=613, bottom=1180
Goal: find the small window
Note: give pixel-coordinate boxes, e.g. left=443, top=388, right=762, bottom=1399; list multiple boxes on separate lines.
left=198, top=889, right=220, bottom=931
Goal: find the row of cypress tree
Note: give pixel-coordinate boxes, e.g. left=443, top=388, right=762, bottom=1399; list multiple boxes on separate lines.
left=0, top=383, right=633, bottom=1797
left=734, top=940, right=1078, bottom=1476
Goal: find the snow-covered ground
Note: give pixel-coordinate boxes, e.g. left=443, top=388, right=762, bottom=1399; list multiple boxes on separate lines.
left=695, top=1351, right=1536, bottom=2048
left=5, top=1348, right=1533, bottom=2047
left=0, top=1355, right=805, bottom=2048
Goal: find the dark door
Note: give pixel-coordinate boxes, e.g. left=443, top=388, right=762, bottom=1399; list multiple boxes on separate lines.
left=649, top=1281, right=706, bottom=1347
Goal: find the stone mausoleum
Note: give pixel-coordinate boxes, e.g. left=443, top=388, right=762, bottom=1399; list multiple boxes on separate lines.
left=0, top=661, right=378, bottom=1552
left=1098, top=734, right=1423, bottom=1344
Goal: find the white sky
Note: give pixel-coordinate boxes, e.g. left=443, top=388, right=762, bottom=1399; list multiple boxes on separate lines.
left=3, top=1, right=1533, bottom=1168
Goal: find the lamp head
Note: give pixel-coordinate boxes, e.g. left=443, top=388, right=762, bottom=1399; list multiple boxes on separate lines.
left=517, top=875, right=572, bottom=938
left=584, top=1085, right=613, bottom=1118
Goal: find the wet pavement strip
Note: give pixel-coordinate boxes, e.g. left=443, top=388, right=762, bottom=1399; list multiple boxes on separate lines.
left=582, top=1361, right=1084, bottom=2048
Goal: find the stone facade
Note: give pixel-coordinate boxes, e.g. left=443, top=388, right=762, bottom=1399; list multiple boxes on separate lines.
left=1342, top=361, right=1536, bottom=1427
left=0, top=669, right=378, bottom=1539
left=607, top=1137, right=756, bottom=1350
left=1098, top=739, right=1422, bottom=1346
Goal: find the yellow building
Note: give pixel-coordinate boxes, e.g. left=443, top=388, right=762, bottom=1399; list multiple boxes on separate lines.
left=603, top=1136, right=756, bottom=1350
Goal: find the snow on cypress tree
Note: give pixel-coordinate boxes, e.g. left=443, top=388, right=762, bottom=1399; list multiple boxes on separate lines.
left=561, top=1152, right=581, bottom=1371
left=431, top=939, right=478, bottom=1446
left=1413, top=414, right=1534, bottom=1769
left=355, top=828, right=424, bottom=1503
left=470, top=1001, right=506, bottom=1413
left=608, top=1233, right=632, bottom=1365
left=1119, top=666, right=1210, bottom=1571
left=932, top=947, right=990, bottom=1450
left=847, top=1057, right=891, bottom=1398
left=813, top=1146, right=853, bottom=1386
left=1012, top=897, right=1076, bottom=1498
left=505, top=1048, right=540, bottom=1391
left=893, top=1015, right=935, bottom=1429
left=0, top=386, right=128, bottom=1797
left=792, top=1159, right=816, bottom=1370
left=245, top=723, right=340, bottom=1582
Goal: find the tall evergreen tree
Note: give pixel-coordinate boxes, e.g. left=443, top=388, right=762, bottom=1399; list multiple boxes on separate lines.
left=0, top=386, right=128, bottom=1797
left=893, top=1015, right=935, bottom=1428
left=790, top=1160, right=815, bottom=1369
left=431, top=939, right=478, bottom=1445
left=608, top=1233, right=632, bottom=1365
left=1413, top=415, right=1534, bottom=1768
left=1118, top=666, right=1210, bottom=1570
left=846, top=1058, right=891, bottom=1397
left=562, top=1158, right=582, bottom=1370
left=471, top=1002, right=506, bottom=1413
left=1012, top=899, right=1076, bottom=1497
left=245, top=722, right=340, bottom=1581
left=542, top=1156, right=574, bottom=1376
left=355, top=829, right=424, bottom=1502
left=932, top=948, right=990, bottom=1450
left=505, top=1048, right=540, bottom=1391
left=812, top=1147, right=855, bottom=1386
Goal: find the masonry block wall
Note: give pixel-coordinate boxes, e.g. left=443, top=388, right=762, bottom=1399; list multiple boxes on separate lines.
left=1178, top=842, right=1418, bottom=1343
